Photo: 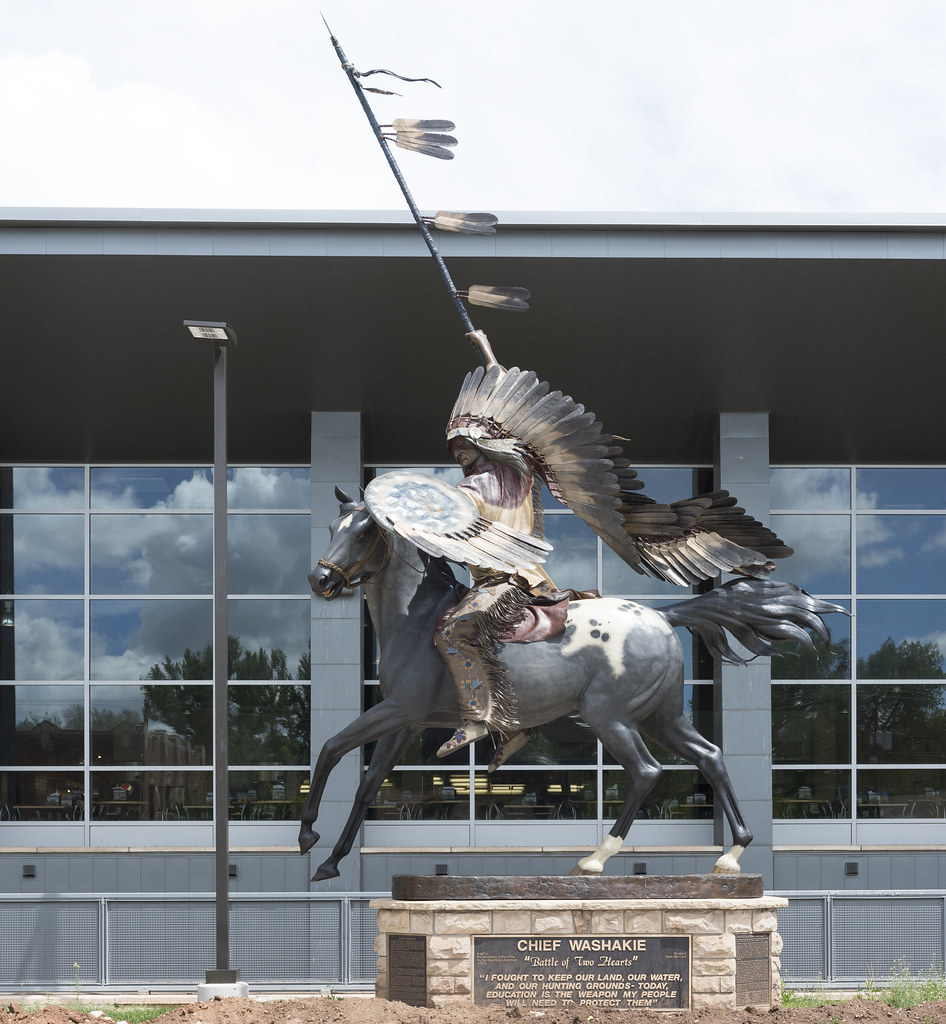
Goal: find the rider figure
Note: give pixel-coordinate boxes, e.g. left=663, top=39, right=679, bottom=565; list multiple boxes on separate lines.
left=434, top=330, right=555, bottom=759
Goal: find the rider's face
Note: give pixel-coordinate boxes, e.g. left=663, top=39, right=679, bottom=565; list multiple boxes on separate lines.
left=450, top=438, right=484, bottom=472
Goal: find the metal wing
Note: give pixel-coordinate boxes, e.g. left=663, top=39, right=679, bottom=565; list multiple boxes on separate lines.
left=446, top=366, right=794, bottom=585
left=363, top=471, right=551, bottom=574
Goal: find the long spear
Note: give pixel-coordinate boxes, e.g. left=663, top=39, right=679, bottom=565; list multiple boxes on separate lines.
left=322, top=18, right=530, bottom=360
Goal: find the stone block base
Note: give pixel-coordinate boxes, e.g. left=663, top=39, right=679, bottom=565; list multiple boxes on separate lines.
left=372, top=875, right=785, bottom=1011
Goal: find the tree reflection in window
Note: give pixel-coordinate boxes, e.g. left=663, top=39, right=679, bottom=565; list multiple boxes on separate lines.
left=857, top=637, right=945, bottom=680
left=144, top=635, right=311, bottom=767
left=857, top=684, right=946, bottom=764
left=773, top=685, right=850, bottom=764
left=772, top=631, right=851, bottom=680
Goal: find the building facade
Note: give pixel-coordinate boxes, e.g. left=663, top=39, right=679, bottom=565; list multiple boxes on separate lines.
left=1, top=210, right=945, bottom=987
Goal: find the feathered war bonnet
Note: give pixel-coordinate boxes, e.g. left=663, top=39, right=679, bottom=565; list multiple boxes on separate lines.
left=445, top=364, right=619, bottom=504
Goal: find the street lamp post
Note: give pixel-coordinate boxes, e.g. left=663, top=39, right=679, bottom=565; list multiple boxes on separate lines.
left=183, top=320, right=244, bottom=995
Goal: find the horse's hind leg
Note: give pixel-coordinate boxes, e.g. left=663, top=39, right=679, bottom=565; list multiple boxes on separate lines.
left=571, top=724, right=662, bottom=876
left=311, top=725, right=421, bottom=882
left=644, top=712, right=753, bottom=873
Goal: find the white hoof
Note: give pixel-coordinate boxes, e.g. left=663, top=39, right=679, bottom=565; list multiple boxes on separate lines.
left=711, top=844, right=745, bottom=874
left=570, top=855, right=605, bottom=876
left=569, top=833, right=623, bottom=876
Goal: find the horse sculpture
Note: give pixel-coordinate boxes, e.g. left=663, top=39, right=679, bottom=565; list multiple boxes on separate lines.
left=298, top=488, right=843, bottom=882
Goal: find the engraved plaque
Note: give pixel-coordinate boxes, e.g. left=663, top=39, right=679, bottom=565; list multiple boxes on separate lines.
left=735, top=933, right=771, bottom=1006
left=388, top=934, right=427, bottom=1006
left=473, top=934, right=690, bottom=1010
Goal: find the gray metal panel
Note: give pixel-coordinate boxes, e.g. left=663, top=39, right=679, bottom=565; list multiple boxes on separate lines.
left=494, top=230, right=553, bottom=257
left=154, top=229, right=214, bottom=255
left=607, top=231, right=666, bottom=257
left=0, top=228, right=47, bottom=254
left=718, top=232, right=779, bottom=258
left=140, top=857, right=167, bottom=891
left=92, top=857, right=119, bottom=894
left=0, top=900, right=101, bottom=985
left=115, top=857, right=142, bottom=892
left=107, top=900, right=214, bottom=984
left=380, top=231, right=428, bottom=257
left=68, top=857, right=95, bottom=892
left=915, top=855, right=942, bottom=889
left=665, top=233, right=722, bottom=258
left=865, top=856, right=893, bottom=891
left=269, top=230, right=328, bottom=256
left=550, top=231, right=609, bottom=257
left=891, top=856, right=918, bottom=890
left=794, top=855, right=824, bottom=891
left=213, top=230, right=271, bottom=256
left=888, top=233, right=945, bottom=259
left=326, top=229, right=383, bottom=257
left=832, top=898, right=944, bottom=980
left=164, top=857, right=191, bottom=892
left=102, top=229, right=158, bottom=255
left=44, top=858, right=70, bottom=893
left=779, top=899, right=826, bottom=981
left=830, top=233, right=889, bottom=259
left=45, top=229, right=104, bottom=254
left=189, top=854, right=214, bottom=892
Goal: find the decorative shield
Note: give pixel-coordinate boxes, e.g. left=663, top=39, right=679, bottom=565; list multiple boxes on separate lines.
left=364, top=471, right=550, bottom=573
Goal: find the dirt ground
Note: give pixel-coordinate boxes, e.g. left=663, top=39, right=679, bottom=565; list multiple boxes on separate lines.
left=6, top=995, right=946, bottom=1024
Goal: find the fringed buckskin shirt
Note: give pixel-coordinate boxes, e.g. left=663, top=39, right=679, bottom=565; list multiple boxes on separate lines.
left=457, top=461, right=553, bottom=591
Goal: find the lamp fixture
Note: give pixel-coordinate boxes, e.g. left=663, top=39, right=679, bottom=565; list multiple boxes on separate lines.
left=183, top=320, right=238, bottom=346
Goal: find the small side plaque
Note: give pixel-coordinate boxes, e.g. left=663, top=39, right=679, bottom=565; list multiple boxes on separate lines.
left=473, top=935, right=690, bottom=1010
left=388, top=934, right=427, bottom=1006
left=735, top=933, right=771, bottom=1006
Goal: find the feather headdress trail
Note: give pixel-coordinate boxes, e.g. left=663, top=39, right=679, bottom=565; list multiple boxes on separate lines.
left=446, top=364, right=793, bottom=586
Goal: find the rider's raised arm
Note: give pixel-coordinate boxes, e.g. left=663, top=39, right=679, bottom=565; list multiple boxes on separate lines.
left=466, top=329, right=499, bottom=369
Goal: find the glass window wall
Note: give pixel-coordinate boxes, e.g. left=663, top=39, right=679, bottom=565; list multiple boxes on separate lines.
left=0, top=465, right=311, bottom=830
left=771, top=466, right=946, bottom=827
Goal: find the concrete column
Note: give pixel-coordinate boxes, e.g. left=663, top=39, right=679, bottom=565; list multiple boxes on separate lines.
left=714, top=413, right=773, bottom=886
left=309, top=412, right=363, bottom=892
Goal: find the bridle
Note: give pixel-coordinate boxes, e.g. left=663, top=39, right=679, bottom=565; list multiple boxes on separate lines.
left=317, top=526, right=387, bottom=589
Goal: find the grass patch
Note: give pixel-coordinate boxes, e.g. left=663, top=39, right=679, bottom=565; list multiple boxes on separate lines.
left=784, top=962, right=946, bottom=1009
left=67, top=1005, right=180, bottom=1023
left=881, top=963, right=946, bottom=1009
left=782, top=985, right=846, bottom=1008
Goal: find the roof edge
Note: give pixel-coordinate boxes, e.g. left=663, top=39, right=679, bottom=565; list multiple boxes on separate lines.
left=2, top=207, right=946, bottom=232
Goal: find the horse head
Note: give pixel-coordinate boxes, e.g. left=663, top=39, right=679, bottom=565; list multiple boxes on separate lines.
left=309, top=486, right=384, bottom=600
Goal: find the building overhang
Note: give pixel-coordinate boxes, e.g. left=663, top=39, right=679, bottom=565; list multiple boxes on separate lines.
left=2, top=209, right=944, bottom=467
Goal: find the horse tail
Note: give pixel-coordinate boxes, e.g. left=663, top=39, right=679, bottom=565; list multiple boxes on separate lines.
left=659, top=578, right=848, bottom=664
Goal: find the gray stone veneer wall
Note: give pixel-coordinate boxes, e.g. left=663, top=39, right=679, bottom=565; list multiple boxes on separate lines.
left=714, top=413, right=774, bottom=885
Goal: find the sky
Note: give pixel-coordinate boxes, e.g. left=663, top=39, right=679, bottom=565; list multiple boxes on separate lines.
left=2, top=0, right=946, bottom=214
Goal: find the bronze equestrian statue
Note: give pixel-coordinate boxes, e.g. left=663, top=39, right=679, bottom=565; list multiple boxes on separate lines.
left=299, top=331, right=843, bottom=882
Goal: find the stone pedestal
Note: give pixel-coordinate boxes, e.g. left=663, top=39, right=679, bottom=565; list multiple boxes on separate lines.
left=372, top=875, right=785, bottom=1011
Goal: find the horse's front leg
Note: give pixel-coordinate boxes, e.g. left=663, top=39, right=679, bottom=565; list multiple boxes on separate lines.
left=311, top=725, right=422, bottom=882
left=298, top=699, right=417, bottom=855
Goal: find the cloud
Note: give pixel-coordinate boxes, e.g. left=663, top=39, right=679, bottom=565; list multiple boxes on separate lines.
left=3, top=1, right=946, bottom=212
left=11, top=602, right=84, bottom=680
left=0, top=50, right=315, bottom=208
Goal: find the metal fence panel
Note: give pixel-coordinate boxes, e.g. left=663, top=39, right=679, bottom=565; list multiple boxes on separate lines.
left=14, top=892, right=944, bottom=990
left=349, top=899, right=379, bottom=984
left=0, top=900, right=101, bottom=986
left=107, top=900, right=214, bottom=985
left=831, top=898, right=944, bottom=982
left=779, top=899, right=827, bottom=982
left=232, top=900, right=342, bottom=984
